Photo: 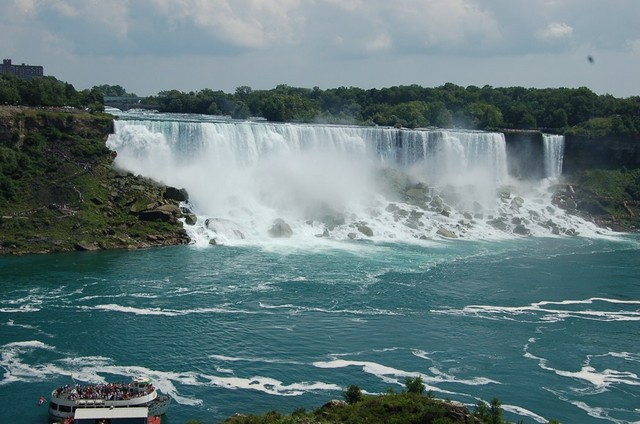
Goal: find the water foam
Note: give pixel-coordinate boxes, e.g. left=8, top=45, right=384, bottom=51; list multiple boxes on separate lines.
left=432, top=298, right=640, bottom=323
left=107, top=115, right=609, bottom=245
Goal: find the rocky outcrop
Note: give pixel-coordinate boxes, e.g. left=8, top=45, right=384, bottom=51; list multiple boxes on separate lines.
left=0, top=107, right=191, bottom=255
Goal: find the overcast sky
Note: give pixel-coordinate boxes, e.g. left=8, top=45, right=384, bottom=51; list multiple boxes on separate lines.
left=1, top=0, right=639, bottom=97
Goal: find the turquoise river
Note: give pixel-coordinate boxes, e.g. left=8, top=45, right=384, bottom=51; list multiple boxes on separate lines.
left=1, top=112, right=638, bottom=423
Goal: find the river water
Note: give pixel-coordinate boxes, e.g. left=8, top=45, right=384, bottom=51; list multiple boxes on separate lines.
left=0, top=112, right=638, bottom=423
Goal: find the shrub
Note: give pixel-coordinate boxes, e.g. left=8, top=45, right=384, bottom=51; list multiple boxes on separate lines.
left=343, top=385, right=363, bottom=404
left=405, top=376, right=426, bottom=395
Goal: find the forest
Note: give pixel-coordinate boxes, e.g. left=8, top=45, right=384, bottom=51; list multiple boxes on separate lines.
left=0, top=73, right=104, bottom=112
left=2, top=73, right=640, bottom=136
left=143, top=83, right=640, bottom=136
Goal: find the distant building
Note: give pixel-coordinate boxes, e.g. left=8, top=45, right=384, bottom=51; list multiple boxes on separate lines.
left=1, top=58, right=44, bottom=79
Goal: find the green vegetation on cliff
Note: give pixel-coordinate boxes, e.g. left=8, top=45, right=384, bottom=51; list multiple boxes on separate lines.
left=562, top=168, right=640, bottom=231
left=0, top=107, right=190, bottom=255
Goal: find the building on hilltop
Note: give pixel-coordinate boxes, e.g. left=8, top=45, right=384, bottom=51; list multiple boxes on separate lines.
left=1, top=59, right=44, bottom=79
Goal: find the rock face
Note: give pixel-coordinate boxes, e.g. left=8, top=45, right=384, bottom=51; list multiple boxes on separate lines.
left=0, top=107, right=191, bottom=255
left=563, top=135, right=640, bottom=174
left=503, top=131, right=545, bottom=180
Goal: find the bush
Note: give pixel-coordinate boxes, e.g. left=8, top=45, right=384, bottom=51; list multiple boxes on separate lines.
left=405, top=376, right=426, bottom=395
left=343, top=385, right=363, bottom=404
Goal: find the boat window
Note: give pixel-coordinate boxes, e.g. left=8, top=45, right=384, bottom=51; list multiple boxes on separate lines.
left=48, top=401, right=58, bottom=410
left=59, top=404, right=72, bottom=413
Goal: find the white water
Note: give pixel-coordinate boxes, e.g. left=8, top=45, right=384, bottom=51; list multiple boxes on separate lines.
left=106, top=115, right=606, bottom=244
left=543, top=134, right=565, bottom=179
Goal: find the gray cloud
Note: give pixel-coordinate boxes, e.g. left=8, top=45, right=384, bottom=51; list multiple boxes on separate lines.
left=0, top=0, right=638, bottom=96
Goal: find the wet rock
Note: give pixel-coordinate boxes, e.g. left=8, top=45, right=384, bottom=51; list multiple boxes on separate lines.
left=436, top=227, right=458, bottom=239
left=184, top=214, right=198, bottom=225
left=513, top=224, right=531, bottom=236
left=488, top=218, right=508, bottom=231
left=385, top=203, right=400, bottom=212
left=74, top=242, right=101, bottom=251
left=429, top=196, right=444, bottom=209
left=268, top=218, right=293, bottom=238
left=510, top=196, right=524, bottom=210
left=164, top=186, right=189, bottom=202
left=347, top=232, right=357, bottom=239
left=406, top=186, right=427, bottom=202
left=357, top=224, right=373, bottom=237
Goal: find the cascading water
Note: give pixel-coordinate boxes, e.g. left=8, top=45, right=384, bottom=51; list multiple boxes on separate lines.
left=543, top=134, right=565, bottom=179
left=106, top=113, right=605, bottom=244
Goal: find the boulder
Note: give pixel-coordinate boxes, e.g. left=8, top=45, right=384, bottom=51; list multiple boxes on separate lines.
left=513, top=224, right=531, bottom=236
left=139, top=209, right=175, bottom=222
left=488, top=218, right=508, bottom=231
left=357, top=224, right=374, bottom=237
left=321, top=399, right=347, bottom=410
left=436, top=227, right=458, bottom=239
left=184, top=214, right=198, bottom=225
left=269, top=218, right=293, bottom=238
left=164, top=186, right=189, bottom=202
left=405, top=187, right=426, bottom=202
left=74, top=242, right=101, bottom=251
left=156, top=204, right=181, bottom=214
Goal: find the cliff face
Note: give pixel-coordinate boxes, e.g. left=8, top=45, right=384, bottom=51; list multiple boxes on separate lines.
left=0, top=107, right=191, bottom=255
left=500, top=130, right=640, bottom=231
left=563, top=135, right=640, bottom=174
left=503, top=131, right=545, bottom=179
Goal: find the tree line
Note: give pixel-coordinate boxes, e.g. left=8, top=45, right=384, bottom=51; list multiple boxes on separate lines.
left=0, top=74, right=104, bottom=112
left=2, top=72, right=639, bottom=136
left=144, top=83, right=640, bottom=136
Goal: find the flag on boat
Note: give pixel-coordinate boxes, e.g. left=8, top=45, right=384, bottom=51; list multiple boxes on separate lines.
left=38, top=395, right=46, bottom=406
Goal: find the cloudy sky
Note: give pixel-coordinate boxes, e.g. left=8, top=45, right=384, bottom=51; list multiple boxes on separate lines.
left=1, top=0, right=639, bottom=97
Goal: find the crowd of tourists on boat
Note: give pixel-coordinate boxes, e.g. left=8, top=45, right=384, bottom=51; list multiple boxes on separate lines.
left=54, top=382, right=153, bottom=401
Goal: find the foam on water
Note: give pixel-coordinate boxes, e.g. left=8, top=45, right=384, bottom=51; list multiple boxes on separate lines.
left=431, top=298, right=640, bottom=323
left=312, top=357, right=498, bottom=390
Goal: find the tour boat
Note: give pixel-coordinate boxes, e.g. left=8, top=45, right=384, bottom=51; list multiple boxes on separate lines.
left=48, top=377, right=170, bottom=421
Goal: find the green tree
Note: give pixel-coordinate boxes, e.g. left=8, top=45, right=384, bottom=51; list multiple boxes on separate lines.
left=488, top=398, right=503, bottom=424
left=343, top=385, right=363, bottom=404
left=405, top=376, right=426, bottom=394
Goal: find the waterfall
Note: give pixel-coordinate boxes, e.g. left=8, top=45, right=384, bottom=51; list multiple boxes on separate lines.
left=543, top=134, right=565, bottom=179
left=106, top=115, right=604, bottom=243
